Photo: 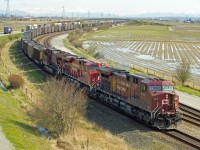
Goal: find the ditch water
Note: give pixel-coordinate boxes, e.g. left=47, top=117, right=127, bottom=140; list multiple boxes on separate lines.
left=136, top=54, right=155, bottom=60
left=0, top=81, right=8, bottom=91
left=116, top=48, right=132, bottom=53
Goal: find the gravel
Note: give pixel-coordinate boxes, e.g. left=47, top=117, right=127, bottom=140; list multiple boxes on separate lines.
left=87, top=99, right=194, bottom=150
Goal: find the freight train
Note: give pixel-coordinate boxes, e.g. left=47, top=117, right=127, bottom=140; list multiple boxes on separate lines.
left=21, top=21, right=181, bottom=130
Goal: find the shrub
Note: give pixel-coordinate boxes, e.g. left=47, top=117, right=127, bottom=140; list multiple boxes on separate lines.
left=95, top=52, right=104, bottom=59
left=71, top=39, right=83, bottom=48
left=175, top=59, right=191, bottom=85
left=9, top=74, right=24, bottom=89
left=30, top=77, right=87, bottom=137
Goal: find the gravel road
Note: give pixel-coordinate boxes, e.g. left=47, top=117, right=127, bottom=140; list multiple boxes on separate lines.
left=50, top=34, right=75, bottom=55
left=176, top=91, right=200, bottom=111
left=0, top=126, right=14, bottom=150
left=0, top=31, right=22, bottom=37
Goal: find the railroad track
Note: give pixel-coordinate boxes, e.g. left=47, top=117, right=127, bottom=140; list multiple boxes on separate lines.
left=34, top=31, right=70, bottom=47
left=163, top=130, right=200, bottom=149
left=180, top=103, right=200, bottom=127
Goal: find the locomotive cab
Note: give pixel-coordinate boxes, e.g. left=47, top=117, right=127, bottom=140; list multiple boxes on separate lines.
left=144, top=80, right=181, bottom=129
left=84, top=62, right=100, bottom=86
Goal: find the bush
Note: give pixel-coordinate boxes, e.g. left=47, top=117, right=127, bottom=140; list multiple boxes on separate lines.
left=9, top=74, right=24, bottom=89
left=175, top=59, right=191, bottom=85
left=95, top=52, right=104, bottom=59
left=71, top=39, right=83, bottom=48
left=30, top=78, right=87, bottom=137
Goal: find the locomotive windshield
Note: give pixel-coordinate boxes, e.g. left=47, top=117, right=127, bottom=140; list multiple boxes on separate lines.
left=163, top=85, right=174, bottom=91
left=149, top=85, right=174, bottom=91
left=89, top=66, right=98, bottom=70
left=149, top=86, right=162, bottom=91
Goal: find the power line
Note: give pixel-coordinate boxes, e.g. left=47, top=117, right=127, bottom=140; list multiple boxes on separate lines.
left=5, top=0, right=10, bottom=19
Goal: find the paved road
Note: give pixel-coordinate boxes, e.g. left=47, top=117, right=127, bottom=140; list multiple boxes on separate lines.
left=50, top=34, right=75, bottom=55
left=50, top=34, right=200, bottom=111
left=0, top=31, right=22, bottom=37
left=0, top=126, right=14, bottom=150
left=177, top=91, right=200, bottom=111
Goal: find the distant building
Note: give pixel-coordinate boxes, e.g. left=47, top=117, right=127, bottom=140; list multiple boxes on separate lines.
left=183, top=18, right=194, bottom=23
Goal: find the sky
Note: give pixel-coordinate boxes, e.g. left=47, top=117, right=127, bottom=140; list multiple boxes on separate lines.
left=0, top=0, right=200, bottom=16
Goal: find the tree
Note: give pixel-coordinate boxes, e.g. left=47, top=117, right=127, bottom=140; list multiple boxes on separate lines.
left=175, top=59, right=191, bottom=85
left=30, top=77, right=87, bottom=137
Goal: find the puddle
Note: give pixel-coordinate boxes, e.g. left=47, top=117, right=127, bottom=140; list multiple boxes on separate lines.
left=0, top=81, right=8, bottom=91
left=136, top=55, right=155, bottom=60
left=98, top=42, right=114, bottom=46
left=190, top=65, right=200, bottom=76
left=116, top=48, right=132, bottom=53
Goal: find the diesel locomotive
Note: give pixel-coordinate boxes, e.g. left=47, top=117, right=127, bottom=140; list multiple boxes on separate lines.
left=21, top=21, right=181, bottom=129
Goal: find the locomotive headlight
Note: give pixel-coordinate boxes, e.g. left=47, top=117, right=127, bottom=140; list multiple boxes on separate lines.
left=153, top=98, right=159, bottom=101
left=175, top=97, right=179, bottom=100
left=162, top=109, right=164, bottom=112
left=166, top=94, right=168, bottom=99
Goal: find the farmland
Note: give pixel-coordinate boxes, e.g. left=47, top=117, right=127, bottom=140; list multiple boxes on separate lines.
left=83, top=21, right=200, bottom=88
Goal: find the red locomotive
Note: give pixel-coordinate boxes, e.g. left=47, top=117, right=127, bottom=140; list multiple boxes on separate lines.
left=21, top=22, right=181, bottom=130
left=96, top=67, right=181, bottom=129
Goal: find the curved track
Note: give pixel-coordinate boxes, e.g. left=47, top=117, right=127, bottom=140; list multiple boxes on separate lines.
left=27, top=31, right=200, bottom=149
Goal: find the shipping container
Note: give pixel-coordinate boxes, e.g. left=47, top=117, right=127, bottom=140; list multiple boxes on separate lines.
left=33, top=44, right=46, bottom=64
left=27, top=41, right=36, bottom=59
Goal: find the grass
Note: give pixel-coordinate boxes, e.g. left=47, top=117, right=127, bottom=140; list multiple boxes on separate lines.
left=63, top=39, right=119, bottom=68
left=59, top=120, right=132, bottom=150
left=1, top=36, right=133, bottom=149
left=175, top=85, right=200, bottom=97
left=84, top=22, right=200, bottom=42
left=0, top=40, right=52, bottom=149
left=0, top=89, right=52, bottom=150
left=0, top=19, right=60, bottom=32
left=9, top=41, right=47, bottom=84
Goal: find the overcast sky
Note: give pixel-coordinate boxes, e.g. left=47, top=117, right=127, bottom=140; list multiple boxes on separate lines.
left=0, top=0, right=199, bottom=16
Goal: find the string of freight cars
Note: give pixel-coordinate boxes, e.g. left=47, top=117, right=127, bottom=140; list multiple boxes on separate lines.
left=21, top=21, right=181, bottom=130
left=34, top=31, right=200, bottom=149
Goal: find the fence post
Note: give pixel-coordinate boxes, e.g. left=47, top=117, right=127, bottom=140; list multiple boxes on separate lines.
left=26, top=88, right=27, bottom=97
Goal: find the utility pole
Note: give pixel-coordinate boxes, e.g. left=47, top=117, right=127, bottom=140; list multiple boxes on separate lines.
left=101, top=12, right=103, bottom=19
left=62, top=6, right=65, bottom=18
left=5, top=0, right=10, bottom=20
left=88, top=10, right=90, bottom=19
left=71, top=12, right=74, bottom=19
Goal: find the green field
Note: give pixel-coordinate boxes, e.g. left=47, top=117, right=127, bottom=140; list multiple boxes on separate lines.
left=82, top=21, right=200, bottom=89
left=84, top=22, right=200, bottom=42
